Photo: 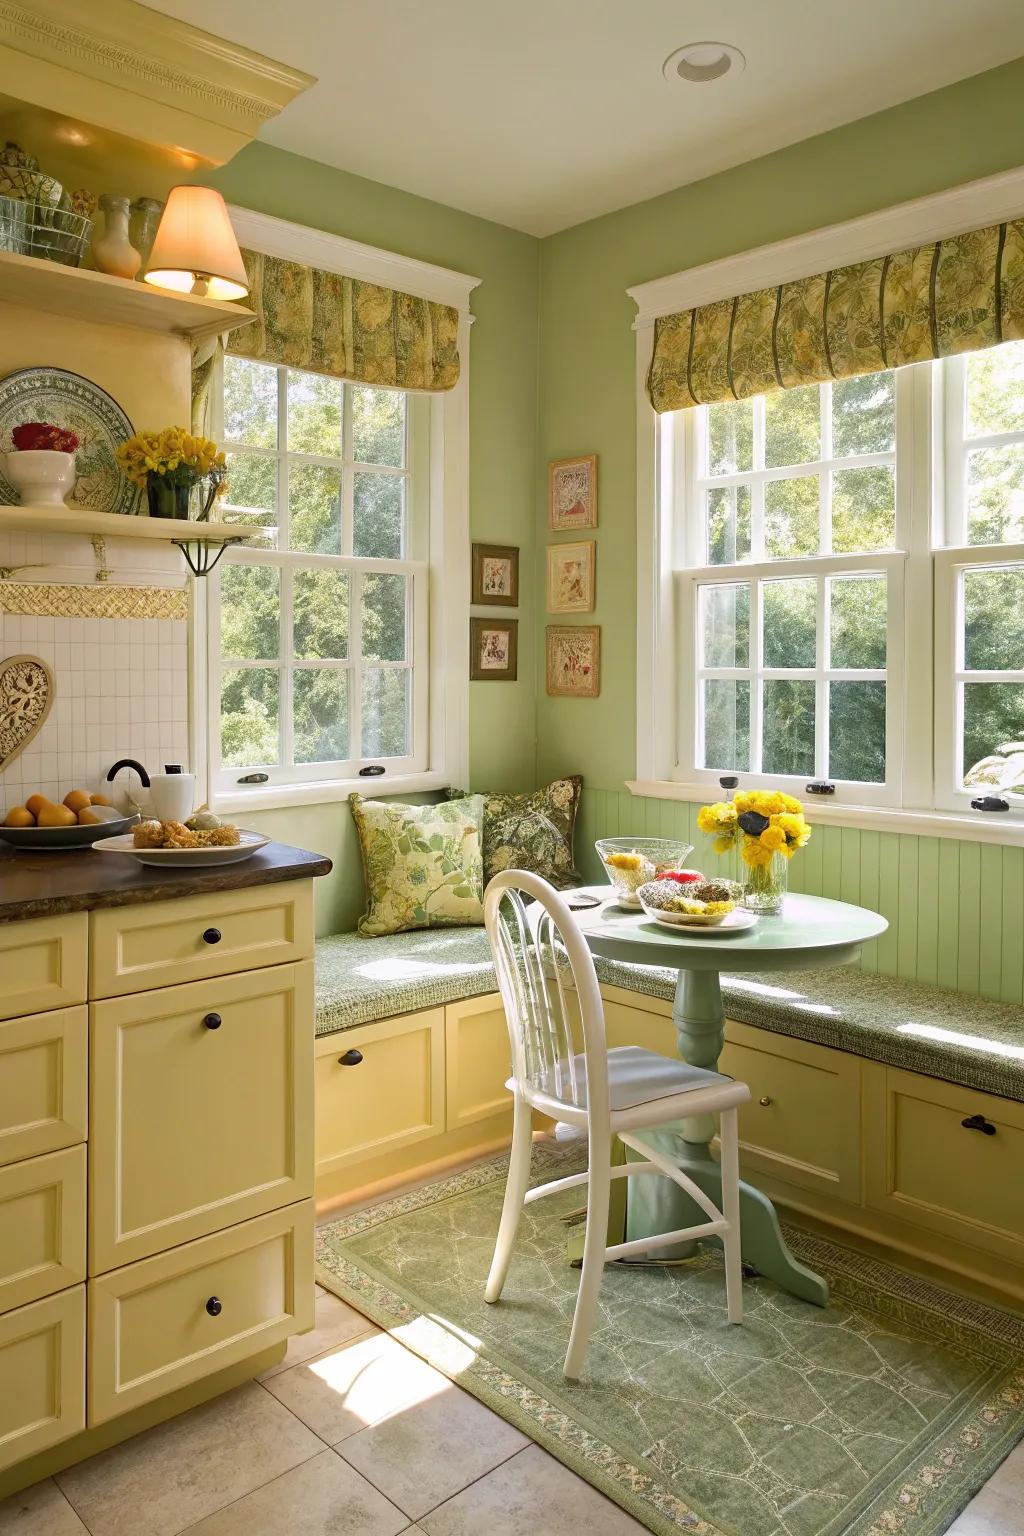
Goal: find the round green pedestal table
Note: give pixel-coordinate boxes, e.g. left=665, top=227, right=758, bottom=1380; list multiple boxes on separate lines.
left=573, top=890, right=888, bottom=1306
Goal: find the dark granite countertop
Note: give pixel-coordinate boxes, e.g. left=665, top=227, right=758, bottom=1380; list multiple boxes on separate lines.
left=0, top=841, right=333, bottom=924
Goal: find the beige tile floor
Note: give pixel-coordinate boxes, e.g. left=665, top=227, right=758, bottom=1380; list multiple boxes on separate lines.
left=1, top=1283, right=1022, bottom=1536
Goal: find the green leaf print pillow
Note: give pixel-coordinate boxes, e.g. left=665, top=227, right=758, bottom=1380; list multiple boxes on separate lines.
left=350, top=793, right=486, bottom=937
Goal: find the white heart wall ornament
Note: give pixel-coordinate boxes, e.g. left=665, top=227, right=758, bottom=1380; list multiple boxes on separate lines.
left=0, top=654, right=54, bottom=771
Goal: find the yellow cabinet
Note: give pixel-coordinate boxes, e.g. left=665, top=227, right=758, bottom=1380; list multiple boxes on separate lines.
left=89, top=882, right=314, bottom=999
left=864, top=1065, right=1024, bottom=1260
left=88, top=1201, right=314, bottom=1425
left=0, top=1285, right=85, bottom=1473
left=0, top=914, right=87, bottom=1022
left=719, top=1021, right=862, bottom=1202
left=0, top=1145, right=86, bottom=1313
left=89, top=963, right=313, bottom=1273
left=314, top=1009, right=444, bottom=1179
left=0, top=1006, right=87, bottom=1168
left=445, top=996, right=513, bottom=1132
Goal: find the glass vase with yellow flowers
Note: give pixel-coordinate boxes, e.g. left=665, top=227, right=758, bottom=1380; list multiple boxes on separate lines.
left=696, top=790, right=812, bottom=914
left=116, top=427, right=228, bottom=520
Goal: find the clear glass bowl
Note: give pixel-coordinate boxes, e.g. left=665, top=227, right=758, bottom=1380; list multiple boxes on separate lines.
left=595, top=837, right=695, bottom=906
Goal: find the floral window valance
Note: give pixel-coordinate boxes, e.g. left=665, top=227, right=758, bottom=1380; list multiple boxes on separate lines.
left=647, top=217, right=1024, bottom=412
left=227, top=247, right=461, bottom=392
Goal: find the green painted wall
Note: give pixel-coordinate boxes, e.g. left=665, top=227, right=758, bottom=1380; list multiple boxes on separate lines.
left=192, top=144, right=541, bottom=931
left=535, top=56, right=1024, bottom=790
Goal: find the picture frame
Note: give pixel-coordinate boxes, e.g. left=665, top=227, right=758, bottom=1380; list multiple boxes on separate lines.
left=471, top=543, right=519, bottom=607
left=546, top=540, right=596, bottom=613
left=549, top=453, right=597, bottom=531
left=470, top=617, right=519, bottom=681
left=546, top=625, right=600, bottom=698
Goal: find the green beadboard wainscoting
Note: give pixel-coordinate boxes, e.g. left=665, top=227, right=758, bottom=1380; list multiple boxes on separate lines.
left=575, top=791, right=1024, bottom=1005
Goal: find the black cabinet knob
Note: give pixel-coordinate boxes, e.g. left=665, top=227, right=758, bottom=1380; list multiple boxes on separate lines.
left=203, top=1013, right=222, bottom=1031
left=338, top=1048, right=364, bottom=1067
left=202, top=928, right=222, bottom=945
left=961, top=1113, right=996, bottom=1136
left=205, top=1296, right=222, bottom=1316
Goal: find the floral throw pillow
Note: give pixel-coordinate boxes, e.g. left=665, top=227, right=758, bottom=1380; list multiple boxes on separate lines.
left=449, top=776, right=583, bottom=889
left=350, top=793, right=485, bottom=937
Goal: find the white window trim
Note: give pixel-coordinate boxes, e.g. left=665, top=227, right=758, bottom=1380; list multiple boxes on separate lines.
left=191, top=205, right=480, bottom=814
left=628, top=167, right=1024, bottom=843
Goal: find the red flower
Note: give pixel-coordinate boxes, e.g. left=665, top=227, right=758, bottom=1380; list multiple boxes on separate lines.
left=11, top=421, right=79, bottom=453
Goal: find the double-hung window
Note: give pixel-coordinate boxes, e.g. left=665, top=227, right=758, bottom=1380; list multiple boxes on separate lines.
left=208, top=356, right=430, bottom=793
left=658, top=336, right=1024, bottom=819
left=677, top=371, right=905, bottom=806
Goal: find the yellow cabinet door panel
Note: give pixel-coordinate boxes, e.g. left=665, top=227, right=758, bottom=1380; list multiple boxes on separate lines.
left=88, top=1201, right=314, bottom=1425
left=89, top=881, right=314, bottom=998
left=445, top=996, right=513, bottom=1131
left=719, top=1022, right=862, bottom=1202
left=0, top=1286, right=85, bottom=1472
left=0, top=913, right=87, bottom=1021
left=864, top=1066, right=1024, bottom=1259
left=90, top=963, right=313, bottom=1273
left=0, top=1006, right=87, bottom=1168
left=315, top=1011, right=444, bottom=1178
left=0, top=1145, right=86, bottom=1313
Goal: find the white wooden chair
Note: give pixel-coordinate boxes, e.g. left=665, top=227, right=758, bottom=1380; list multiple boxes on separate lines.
left=483, top=869, right=751, bottom=1380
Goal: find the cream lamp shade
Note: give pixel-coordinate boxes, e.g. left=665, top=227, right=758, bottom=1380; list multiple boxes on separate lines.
left=143, top=186, right=248, bottom=301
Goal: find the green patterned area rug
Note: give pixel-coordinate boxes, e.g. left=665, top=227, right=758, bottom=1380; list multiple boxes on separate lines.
left=315, top=1143, right=1024, bottom=1536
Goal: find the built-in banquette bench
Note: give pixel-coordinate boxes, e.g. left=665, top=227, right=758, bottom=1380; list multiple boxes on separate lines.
left=314, top=927, right=1024, bottom=1305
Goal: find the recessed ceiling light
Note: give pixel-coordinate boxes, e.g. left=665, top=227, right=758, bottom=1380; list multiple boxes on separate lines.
left=663, top=41, right=746, bottom=84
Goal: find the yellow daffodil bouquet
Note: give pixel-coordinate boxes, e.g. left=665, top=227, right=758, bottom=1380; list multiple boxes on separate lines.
left=697, top=790, right=811, bottom=914
left=117, top=427, right=228, bottom=521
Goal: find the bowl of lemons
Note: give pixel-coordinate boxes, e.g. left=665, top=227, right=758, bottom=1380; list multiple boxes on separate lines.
left=1, top=790, right=138, bottom=850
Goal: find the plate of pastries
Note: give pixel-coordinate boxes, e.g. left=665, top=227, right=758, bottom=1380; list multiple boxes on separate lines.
left=94, top=812, right=269, bottom=868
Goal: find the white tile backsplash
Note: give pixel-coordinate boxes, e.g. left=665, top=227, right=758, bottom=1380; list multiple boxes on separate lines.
left=1, top=606, right=189, bottom=814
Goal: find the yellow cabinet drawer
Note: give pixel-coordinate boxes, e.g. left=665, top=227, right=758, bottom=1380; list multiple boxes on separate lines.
left=0, top=1006, right=87, bottom=1168
left=865, top=1066, right=1024, bottom=1259
left=315, top=1010, right=444, bottom=1179
left=0, top=1146, right=86, bottom=1314
left=89, top=881, right=314, bottom=998
left=0, top=1285, right=85, bottom=1473
left=90, top=963, right=313, bottom=1273
left=0, top=914, right=87, bottom=1021
left=719, top=1021, right=862, bottom=1202
left=445, top=995, right=513, bottom=1132
left=88, top=1201, right=314, bottom=1425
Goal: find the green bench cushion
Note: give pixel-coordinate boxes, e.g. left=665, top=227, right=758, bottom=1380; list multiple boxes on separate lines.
left=314, top=927, right=1024, bottom=1102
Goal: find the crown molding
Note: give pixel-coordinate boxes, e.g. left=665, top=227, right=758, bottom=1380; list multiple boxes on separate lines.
left=628, top=165, right=1024, bottom=327
left=229, top=205, right=482, bottom=313
left=0, top=0, right=315, bottom=164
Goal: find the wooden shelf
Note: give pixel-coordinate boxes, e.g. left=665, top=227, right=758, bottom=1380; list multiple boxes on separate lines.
left=0, top=250, right=256, bottom=341
left=0, top=505, right=265, bottom=543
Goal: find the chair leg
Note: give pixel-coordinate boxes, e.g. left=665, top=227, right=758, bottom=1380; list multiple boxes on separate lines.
left=485, top=1094, right=533, bottom=1303
left=563, top=1136, right=611, bottom=1380
left=719, top=1107, right=743, bottom=1325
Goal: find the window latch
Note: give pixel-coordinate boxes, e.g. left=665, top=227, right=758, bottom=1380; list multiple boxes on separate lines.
left=359, top=765, right=386, bottom=777
left=806, top=781, right=836, bottom=795
left=237, top=772, right=269, bottom=784
left=970, top=795, right=1009, bottom=812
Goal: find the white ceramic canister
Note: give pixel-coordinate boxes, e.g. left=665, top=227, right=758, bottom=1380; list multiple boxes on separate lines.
left=148, top=764, right=196, bottom=822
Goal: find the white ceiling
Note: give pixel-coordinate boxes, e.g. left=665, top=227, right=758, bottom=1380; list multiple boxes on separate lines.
left=150, top=0, right=1024, bottom=236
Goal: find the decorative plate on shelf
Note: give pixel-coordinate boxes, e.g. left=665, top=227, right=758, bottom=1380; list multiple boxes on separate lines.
left=0, top=367, right=140, bottom=515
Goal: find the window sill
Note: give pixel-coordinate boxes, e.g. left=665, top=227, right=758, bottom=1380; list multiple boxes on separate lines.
left=627, top=779, right=1024, bottom=847
left=212, top=769, right=452, bottom=815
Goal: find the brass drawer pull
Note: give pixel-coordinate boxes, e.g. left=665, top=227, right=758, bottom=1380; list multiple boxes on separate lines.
left=205, top=1296, right=222, bottom=1316
left=758, top=1095, right=773, bottom=1107
left=203, top=1013, right=222, bottom=1031
left=961, top=1113, right=996, bottom=1136
left=338, top=1048, right=364, bottom=1067
left=202, top=928, right=222, bottom=945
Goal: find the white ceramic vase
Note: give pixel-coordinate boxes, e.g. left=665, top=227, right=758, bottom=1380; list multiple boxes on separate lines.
left=92, top=194, right=141, bottom=279
left=4, top=449, right=77, bottom=506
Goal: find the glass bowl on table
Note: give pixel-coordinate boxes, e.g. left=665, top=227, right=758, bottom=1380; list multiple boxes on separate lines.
left=594, top=837, right=695, bottom=909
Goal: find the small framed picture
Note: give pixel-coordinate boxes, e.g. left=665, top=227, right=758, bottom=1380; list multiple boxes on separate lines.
left=472, top=543, right=519, bottom=607
left=470, top=617, right=519, bottom=681
left=547, top=540, right=596, bottom=613
left=546, top=625, right=600, bottom=698
left=549, top=454, right=597, bottom=531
